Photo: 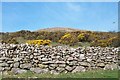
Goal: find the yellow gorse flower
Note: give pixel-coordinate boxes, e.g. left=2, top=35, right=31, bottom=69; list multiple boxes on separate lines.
left=26, top=40, right=51, bottom=45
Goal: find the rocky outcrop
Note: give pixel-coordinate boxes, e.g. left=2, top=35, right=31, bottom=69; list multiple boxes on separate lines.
left=0, top=43, right=119, bottom=74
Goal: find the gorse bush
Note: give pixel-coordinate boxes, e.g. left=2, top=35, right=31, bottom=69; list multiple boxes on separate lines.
left=1, top=30, right=119, bottom=47
left=90, top=36, right=118, bottom=47
left=59, top=33, right=79, bottom=46
left=26, top=40, right=51, bottom=45
left=77, top=33, right=85, bottom=42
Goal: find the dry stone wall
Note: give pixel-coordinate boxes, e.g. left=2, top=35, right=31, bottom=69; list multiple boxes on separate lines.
left=0, top=43, right=119, bottom=74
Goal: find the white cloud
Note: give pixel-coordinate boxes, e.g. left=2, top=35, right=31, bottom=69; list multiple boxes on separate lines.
left=66, top=3, right=81, bottom=12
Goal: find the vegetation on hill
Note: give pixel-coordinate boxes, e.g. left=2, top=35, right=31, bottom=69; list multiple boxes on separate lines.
left=0, top=28, right=119, bottom=47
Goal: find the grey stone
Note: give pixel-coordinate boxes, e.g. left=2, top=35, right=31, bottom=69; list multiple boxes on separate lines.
left=65, top=66, right=73, bottom=72
left=72, top=66, right=86, bottom=73
left=41, top=58, right=48, bottom=61
left=56, top=67, right=64, bottom=73
left=42, top=61, right=54, bottom=64
left=0, top=57, right=9, bottom=61
left=20, top=63, right=32, bottom=69
left=69, top=61, right=78, bottom=66
left=87, top=59, right=92, bottom=62
left=106, top=56, right=112, bottom=59
left=30, top=55, right=34, bottom=59
left=67, top=57, right=74, bottom=61
left=49, top=64, right=58, bottom=67
left=30, top=68, right=43, bottom=74
left=79, top=54, right=85, bottom=60
left=11, top=68, right=27, bottom=74
left=21, top=51, right=28, bottom=54
left=104, top=64, right=118, bottom=70
left=55, top=61, right=66, bottom=64
left=59, top=64, right=66, bottom=67
left=0, top=63, right=9, bottom=67
left=4, top=67, right=11, bottom=70
left=14, top=62, right=20, bottom=68
left=80, top=62, right=89, bottom=67
left=13, top=58, right=22, bottom=62
left=7, top=61, right=14, bottom=64
left=50, top=70, right=59, bottom=75
left=0, top=67, right=4, bottom=71
left=34, top=53, right=39, bottom=56
left=38, top=64, right=48, bottom=68
left=97, top=63, right=105, bottom=68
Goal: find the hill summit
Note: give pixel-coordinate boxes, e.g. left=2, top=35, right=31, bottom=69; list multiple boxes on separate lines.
left=36, top=27, right=85, bottom=32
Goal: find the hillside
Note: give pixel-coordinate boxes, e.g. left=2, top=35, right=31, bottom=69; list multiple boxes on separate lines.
left=36, top=27, right=86, bottom=32
left=0, top=27, right=119, bottom=47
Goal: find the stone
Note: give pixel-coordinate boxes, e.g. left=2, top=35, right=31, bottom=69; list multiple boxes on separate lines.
left=79, top=54, right=85, bottom=60
left=50, top=70, right=59, bottom=75
left=104, top=64, right=118, bottom=70
left=106, top=56, right=112, bottom=59
left=42, top=61, right=54, bottom=64
left=48, top=65, right=55, bottom=70
left=38, top=64, right=48, bottom=68
left=0, top=63, right=9, bottom=67
left=20, top=63, right=32, bottom=69
left=111, top=64, right=118, bottom=70
left=72, top=66, right=86, bottom=73
left=104, top=64, right=111, bottom=70
left=14, top=62, right=20, bottom=68
left=67, top=57, right=74, bottom=61
left=9, top=45, right=17, bottom=50
left=2, top=71, right=9, bottom=75
left=56, top=67, right=64, bottom=73
left=41, top=58, right=48, bottom=61
left=4, top=67, right=11, bottom=71
left=0, top=61, right=3, bottom=63
left=0, top=43, right=118, bottom=74
left=42, top=68, right=49, bottom=73
left=59, top=64, right=66, bottom=67
left=34, top=53, right=39, bottom=56
left=7, top=61, right=14, bottom=64
left=30, top=68, right=43, bottom=74
left=65, top=66, right=73, bottom=72
left=0, top=57, right=9, bottom=61
left=97, top=63, right=105, bottom=68
left=80, top=62, right=89, bottom=67
left=0, top=67, right=4, bottom=71
left=11, top=68, right=27, bottom=74
left=55, top=61, right=66, bottom=64
left=20, top=51, right=28, bottom=54
left=13, top=58, right=22, bottom=62
left=87, top=59, right=92, bottom=62
left=69, top=61, right=78, bottom=66
left=30, top=55, right=34, bottom=59
left=49, top=64, right=58, bottom=67
left=34, top=60, right=39, bottom=63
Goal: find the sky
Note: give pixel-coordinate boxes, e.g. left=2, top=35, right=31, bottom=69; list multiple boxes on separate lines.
left=1, top=2, right=118, bottom=32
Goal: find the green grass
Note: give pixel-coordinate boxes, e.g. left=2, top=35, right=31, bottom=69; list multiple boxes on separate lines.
left=2, top=69, right=118, bottom=78
left=0, top=74, right=2, bottom=80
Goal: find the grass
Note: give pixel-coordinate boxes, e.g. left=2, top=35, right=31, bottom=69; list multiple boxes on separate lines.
left=2, top=69, right=118, bottom=78
left=0, top=74, right=2, bottom=80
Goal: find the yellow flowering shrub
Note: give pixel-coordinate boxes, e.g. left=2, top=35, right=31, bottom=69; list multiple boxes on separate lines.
left=90, top=36, right=118, bottom=47
left=77, top=33, right=85, bottom=42
left=59, top=33, right=78, bottom=46
left=26, top=40, right=51, bottom=45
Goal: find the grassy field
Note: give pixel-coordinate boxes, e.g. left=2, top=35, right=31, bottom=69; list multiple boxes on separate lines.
left=1, top=69, right=118, bottom=78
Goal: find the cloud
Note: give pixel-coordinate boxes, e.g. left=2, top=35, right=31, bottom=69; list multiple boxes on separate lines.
left=66, top=3, right=81, bottom=12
